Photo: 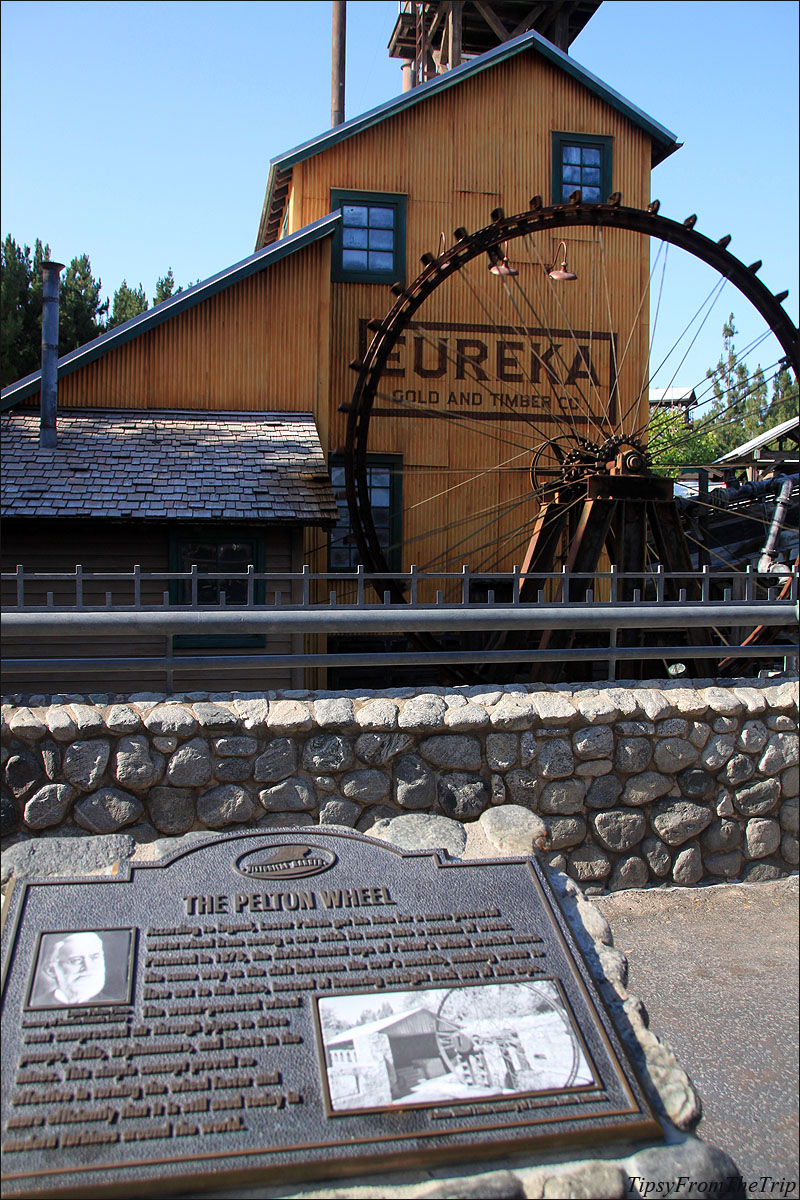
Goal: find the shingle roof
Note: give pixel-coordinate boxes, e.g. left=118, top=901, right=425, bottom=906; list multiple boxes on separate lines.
left=1, top=410, right=338, bottom=525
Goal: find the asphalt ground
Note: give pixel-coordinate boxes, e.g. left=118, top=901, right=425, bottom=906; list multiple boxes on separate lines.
left=594, top=876, right=799, bottom=1199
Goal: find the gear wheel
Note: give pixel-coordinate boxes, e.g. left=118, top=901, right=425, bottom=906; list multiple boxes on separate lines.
left=595, top=436, right=651, bottom=475
left=561, top=438, right=602, bottom=483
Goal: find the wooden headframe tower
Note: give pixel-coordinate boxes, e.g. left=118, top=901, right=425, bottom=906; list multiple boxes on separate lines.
left=388, top=0, right=602, bottom=88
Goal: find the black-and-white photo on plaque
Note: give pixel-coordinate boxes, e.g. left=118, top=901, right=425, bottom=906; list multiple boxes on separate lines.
left=1, top=829, right=662, bottom=1198
left=27, top=929, right=134, bottom=1009
left=317, top=980, right=594, bottom=1113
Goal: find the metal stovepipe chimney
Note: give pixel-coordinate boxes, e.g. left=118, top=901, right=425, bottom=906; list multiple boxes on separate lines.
left=39, top=260, right=64, bottom=448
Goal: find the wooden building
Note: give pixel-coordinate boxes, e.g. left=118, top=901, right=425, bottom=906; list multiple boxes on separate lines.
left=1, top=22, right=679, bottom=691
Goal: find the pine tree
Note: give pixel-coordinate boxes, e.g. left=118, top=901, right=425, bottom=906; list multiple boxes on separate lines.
left=153, top=268, right=182, bottom=307
left=108, top=280, right=148, bottom=328
left=57, top=253, right=109, bottom=351
left=0, top=236, right=51, bottom=385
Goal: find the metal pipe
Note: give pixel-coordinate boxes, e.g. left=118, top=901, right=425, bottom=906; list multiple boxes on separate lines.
left=2, top=642, right=792, bottom=678
left=331, top=0, right=346, bottom=127
left=3, top=602, right=794, bottom=637
left=39, top=261, right=64, bottom=448
left=759, top=479, right=794, bottom=574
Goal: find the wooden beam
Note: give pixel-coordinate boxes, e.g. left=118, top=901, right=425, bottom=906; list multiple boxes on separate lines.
left=510, top=3, right=548, bottom=39
left=473, top=1, right=512, bottom=44
left=449, top=0, right=462, bottom=67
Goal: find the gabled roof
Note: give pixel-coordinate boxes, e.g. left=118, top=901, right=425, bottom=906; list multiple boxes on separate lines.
left=326, top=1007, right=459, bottom=1044
left=0, top=214, right=340, bottom=410
left=714, top=415, right=800, bottom=463
left=257, top=26, right=679, bottom=247
left=0, top=410, right=338, bottom=525
left=649, top=387, right=698, bottom=406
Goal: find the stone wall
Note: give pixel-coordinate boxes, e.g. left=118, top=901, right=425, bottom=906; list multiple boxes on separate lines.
left=2, top=676, right=798, bottom=889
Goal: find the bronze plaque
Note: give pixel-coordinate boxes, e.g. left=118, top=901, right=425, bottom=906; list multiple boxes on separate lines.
left=1, top=830, right=660, bottom=1197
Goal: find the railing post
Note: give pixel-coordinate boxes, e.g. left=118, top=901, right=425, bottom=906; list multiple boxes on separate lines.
left=166, top=635, right=174, bottom=695
left=16, top=564, right=24, bottom=607
left=608, top=627, right=617, bottom=681
left=75, top=564, right=83, bottom=608
left=134, top=564, right=142, bottom=608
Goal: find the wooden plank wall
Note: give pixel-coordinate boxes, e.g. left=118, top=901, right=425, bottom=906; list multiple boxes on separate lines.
left=1, top=522, right=299, bottom=694
left=292, top=52, right=653, bottom=587
left=7, top=47, right=657, bottom=613
left=52, top=241, right=333, bottom=454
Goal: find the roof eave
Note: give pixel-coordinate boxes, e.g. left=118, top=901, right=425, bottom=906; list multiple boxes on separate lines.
left=256, top=26, right=679, bottom=243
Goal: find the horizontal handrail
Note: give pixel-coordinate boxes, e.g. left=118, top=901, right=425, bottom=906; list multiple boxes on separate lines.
left=3, top=644, right=793, bottom=678
left=3, top=601, right=796, bottom=637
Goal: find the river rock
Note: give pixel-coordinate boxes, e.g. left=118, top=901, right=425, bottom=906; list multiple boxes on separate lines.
left=672, top=842, right=703, bottom=886
left=63, top=740, right=110, bottom=791
left=420, top=735, right=481, bottom=771
left=744, top=817, right=781, bottom=859
left=167, top=737, right=212, bottom=787
left=146, top=787, right=196, bottom=835
left=651, top=799, right=713, bottom=846
left=393, top=755, right=435, bottom=810
left=539, top=778, right=586, bottom=814
left=479, top=804, right=547, bottom=854
left=197, top=784, right=257, bottom=826
left=591, top=808, right=646, bottom=852
left=733, top=777, right=781, bottom=817
left=254, top=739, right=298, bottom=783
left=302, top=734, right=354, bottom=773
left=23, top=783, right=76, bottom=829
left=355, top=732, right=413, bottom=765
left=74, top=787, right=144, bottom=833
left=438, top=773, right=489, bottom=820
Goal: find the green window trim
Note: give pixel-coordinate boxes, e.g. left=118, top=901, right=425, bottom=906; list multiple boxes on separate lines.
left=169, top=529, right=267, bottom=649
left=552, top=132, right=613, bottom=206
left=331, top=189, right=407, bottom=284
left=328, top=454, right=403, bottom=572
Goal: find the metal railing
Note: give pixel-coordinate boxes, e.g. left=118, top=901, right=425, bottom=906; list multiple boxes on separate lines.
left=2, top=564, right=798, bottom=684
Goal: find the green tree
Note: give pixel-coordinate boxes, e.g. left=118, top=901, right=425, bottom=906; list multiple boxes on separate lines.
left=647, top=314, right=798, bottom=472
left=647, top=405, right=722, bottom=476
left=0, top=236, right=50, bottom=385
left=108, top=279, right=148, bottom=328
left=704, top=315, right=770, bottom=455
left=57, top=253, right=108, bottom=352
left=153, top=267, right=182, bottom=306
left=765, top=362, right=799, bottom=428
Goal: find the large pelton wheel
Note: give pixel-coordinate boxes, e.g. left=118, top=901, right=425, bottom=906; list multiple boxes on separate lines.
left=344, top=200, right=798, bottom=683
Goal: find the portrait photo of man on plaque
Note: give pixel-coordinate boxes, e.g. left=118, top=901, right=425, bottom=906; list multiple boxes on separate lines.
left=27, top=929, right=134, bottom=1009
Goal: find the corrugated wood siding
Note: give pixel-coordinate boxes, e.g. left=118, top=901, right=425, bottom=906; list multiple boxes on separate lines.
left=54, top=242, right=332, bottom=443
left=17, top=50, right=657, bottom=594
left=302, top=52, right=654, bottom=581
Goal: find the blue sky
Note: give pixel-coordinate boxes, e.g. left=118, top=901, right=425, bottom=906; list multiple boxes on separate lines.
left=1, top=0, right=797, bottom=396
